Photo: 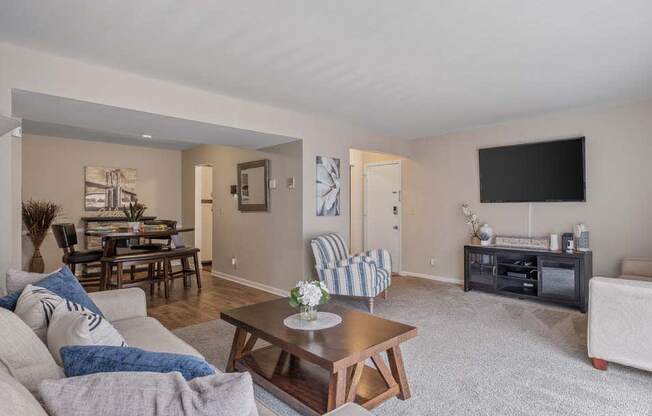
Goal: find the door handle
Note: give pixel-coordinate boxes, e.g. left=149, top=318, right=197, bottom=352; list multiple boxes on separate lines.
left=393, top=225, right=399, bottom=230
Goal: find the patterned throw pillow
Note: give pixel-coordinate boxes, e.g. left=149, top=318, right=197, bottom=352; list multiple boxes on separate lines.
left=47, top=299, right=127, bottom=365
left=0, top=267, right=102, bottom=316
left=14, top=285, right=64, bottom=342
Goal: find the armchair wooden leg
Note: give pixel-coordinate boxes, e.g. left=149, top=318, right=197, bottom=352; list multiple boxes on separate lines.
left=592, top=358, right=608, bottom=371
left=368, top=297, right=374, bottom=314
left=383, top=288, right=389, bottom=300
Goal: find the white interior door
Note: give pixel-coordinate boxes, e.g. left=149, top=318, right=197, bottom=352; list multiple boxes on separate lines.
left=364, top=162, right=401, bottom=273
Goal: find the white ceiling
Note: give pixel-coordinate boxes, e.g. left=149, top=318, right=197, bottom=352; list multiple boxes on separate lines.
left=1, top=1, right=651, bottom=139
left=12, top=90, right=298, bottom=150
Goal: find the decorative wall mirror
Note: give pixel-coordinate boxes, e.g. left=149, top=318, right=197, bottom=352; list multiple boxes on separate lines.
left=237, top=159, right=270, bottom=212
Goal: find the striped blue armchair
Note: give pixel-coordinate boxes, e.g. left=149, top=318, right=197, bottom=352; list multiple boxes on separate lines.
left=310, top=233, right=391, bottom=313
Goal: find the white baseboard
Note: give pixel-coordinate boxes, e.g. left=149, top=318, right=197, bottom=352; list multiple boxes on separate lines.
left=211, top=270, right=289, bottom=297
left=399, top=270, right=463, bottom=285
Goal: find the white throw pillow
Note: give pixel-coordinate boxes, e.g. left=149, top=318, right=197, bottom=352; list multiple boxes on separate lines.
left=14, top=285, right=64, bottom=342
left=5, top=268, right=61, bottom=294
left=0, top=307, right=64, bottom=394
left=47, top=299, right=127, bottom=365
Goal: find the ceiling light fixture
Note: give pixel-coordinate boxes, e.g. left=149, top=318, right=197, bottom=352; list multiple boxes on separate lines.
left=141, top=134, right=152, bottom=139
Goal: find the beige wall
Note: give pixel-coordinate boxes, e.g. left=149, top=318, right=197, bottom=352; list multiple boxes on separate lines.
left=182, top=141, right=303, bottom=292
left=403, top=100, right=652, bottom=280
left=21, top=134, right=182, bottom=272
left=0, top=42, right=409, bottom=290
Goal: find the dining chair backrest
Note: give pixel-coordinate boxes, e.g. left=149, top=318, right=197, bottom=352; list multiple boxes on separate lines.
left=51, top=223, right=78, bottom=251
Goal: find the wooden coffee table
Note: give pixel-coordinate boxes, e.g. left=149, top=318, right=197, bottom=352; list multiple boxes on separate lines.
left=221, top=299, right=417, bottom=415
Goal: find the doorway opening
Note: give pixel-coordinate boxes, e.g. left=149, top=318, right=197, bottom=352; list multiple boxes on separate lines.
left=350, top=149, right=403, bottom=273
left=194, top=165, right=213, bottom=266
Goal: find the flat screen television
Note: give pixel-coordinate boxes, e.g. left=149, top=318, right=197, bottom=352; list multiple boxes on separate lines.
left=479, top=137, right=586, bottom=203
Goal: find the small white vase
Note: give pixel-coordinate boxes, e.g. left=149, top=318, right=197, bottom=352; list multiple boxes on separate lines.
left=128, top=221, right=141, bottom=232
left=479, top=224, right=493, bottom=246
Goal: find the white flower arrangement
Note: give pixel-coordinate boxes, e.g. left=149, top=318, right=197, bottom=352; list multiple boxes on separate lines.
left=289, top=280, right=330, bottom=308
left=461, top=204, right=481, bottom=238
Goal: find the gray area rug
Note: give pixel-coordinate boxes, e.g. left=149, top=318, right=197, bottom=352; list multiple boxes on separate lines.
left=173, top=276, right=652, bottom=415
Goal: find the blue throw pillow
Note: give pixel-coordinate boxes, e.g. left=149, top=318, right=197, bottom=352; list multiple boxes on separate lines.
left=0, top=290, right=20, bottom=311
left=60, top=345, right=215, bottom=381
left=0, top=266, right=103, bottom=316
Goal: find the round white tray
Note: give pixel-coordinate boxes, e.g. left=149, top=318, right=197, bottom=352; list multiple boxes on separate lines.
left=283, top=312, right=342, bottom=331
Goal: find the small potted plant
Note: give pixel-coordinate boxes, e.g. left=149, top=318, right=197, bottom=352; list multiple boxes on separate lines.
left=461, top=204, right=481, bottom=245
left=289, top=280, right=330, bottom=321
left=22, top=199, right=62, bottom=273
left=122, top=202, right=146, bottom=232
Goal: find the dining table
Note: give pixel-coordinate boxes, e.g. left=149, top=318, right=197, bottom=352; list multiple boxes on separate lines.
left=84, top=226, right=195, bottom=257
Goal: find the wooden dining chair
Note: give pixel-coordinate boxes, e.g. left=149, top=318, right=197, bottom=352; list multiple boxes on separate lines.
left=165, top=234, right=202, bottom=290
left=52, top=223, right=103, bottom=286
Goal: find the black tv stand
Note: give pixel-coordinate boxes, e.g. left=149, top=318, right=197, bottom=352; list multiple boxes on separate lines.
left=464, top=245, right=592, bottom=312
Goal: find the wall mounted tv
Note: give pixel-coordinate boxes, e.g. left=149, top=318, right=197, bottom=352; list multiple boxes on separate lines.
left=479, top=137, right=586, bottom=203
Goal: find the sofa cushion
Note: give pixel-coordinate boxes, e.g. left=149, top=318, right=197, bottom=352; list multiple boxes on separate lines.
left=14, top=285, right=65, bottom=342
left=112, top=316, right=202, bottom=357
left=61, top=345, right=214, bottom=381
left=0, top=267, right=102, bottom=316
left=6, top=269, right=51, bottom=293
left=0, top=307, right=63, bottom=394
left=39, top=371, right=259, bottom=416
left=47, top=299, right=127, bottom=365
left=0, top=369, right=48, bottom=416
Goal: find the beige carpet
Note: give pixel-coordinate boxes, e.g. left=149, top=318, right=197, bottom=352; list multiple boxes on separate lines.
left=173, top=276, right=652, bottom=415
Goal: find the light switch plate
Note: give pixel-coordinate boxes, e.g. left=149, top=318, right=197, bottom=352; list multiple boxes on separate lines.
left=269, top=179, right=277, bottom=189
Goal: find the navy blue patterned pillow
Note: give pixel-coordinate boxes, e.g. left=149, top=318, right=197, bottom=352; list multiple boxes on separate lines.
left=0, top=266, right=102, bottom=316
left=60, top=345, right=215, bottom=381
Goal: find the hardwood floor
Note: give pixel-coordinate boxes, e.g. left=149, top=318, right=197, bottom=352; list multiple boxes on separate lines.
left=144, top=269, right=279, bottom=330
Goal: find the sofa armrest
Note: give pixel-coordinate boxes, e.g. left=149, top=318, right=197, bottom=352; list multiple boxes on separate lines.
left=621, top=257, right=652, bottom=278
left=88, top=288, right=147, bottom=322
left=588, top=277, right=652, bottom=370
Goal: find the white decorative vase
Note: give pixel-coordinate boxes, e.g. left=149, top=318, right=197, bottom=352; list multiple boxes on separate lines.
left=128, top=221, right=141, bottom=232
left=479, top=224, right=493, bottom=246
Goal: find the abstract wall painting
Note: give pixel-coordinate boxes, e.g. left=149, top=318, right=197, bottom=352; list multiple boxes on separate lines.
left=316, top=156, right=340, bottom=216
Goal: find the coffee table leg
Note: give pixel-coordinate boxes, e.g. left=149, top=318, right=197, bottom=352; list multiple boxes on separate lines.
left=387, top=345, right=411, bottom=400
left=226, top=328, right=247, bottom=372
left=327, top=370, right=347, bottom=411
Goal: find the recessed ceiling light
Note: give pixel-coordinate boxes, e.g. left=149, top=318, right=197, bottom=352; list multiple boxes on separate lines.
left=141, top=134, right=152, bottom=139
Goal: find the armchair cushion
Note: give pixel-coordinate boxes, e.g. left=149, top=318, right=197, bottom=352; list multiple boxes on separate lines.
left=318, top=261, right=388, bottom=298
